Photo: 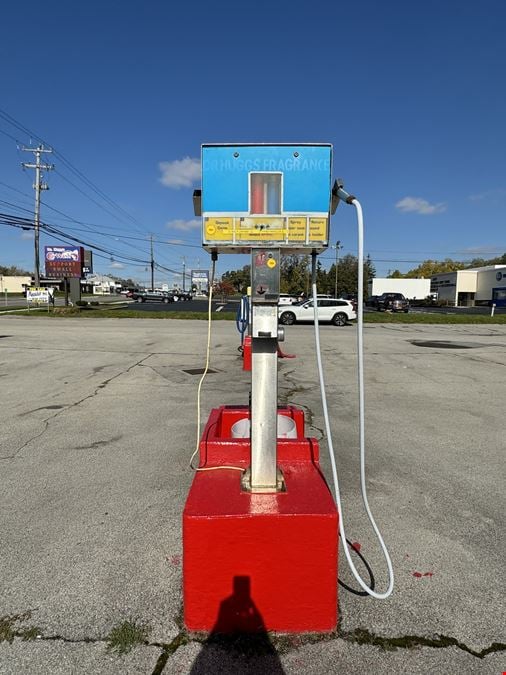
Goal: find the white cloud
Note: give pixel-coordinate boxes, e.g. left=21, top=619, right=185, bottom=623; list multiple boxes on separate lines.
left=395, top=197, right=447, bottom=215
left=20, top=231, right=33, bottom=240
left=110, top=261, right=125, bottom=269
left=158, top=157, right=201, bottom=189
left=166, top=238, right=186, bottom=245
left=166, top=218, right=201, bottom=232
left=469, top=188, right=506, bottom=201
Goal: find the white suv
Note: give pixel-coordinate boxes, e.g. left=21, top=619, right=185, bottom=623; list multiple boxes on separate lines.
left=278, top=298, right=356, bottom=327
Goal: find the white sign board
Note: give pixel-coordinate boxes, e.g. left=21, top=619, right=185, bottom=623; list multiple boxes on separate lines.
left=27, top=287, right=50, bottom=304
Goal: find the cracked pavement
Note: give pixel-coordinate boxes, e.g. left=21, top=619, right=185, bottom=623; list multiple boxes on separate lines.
left=0, top=316, right=505, bottom=674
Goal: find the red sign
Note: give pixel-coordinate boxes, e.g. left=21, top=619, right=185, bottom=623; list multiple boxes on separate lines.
left=45, top=246, right=83, bottom=278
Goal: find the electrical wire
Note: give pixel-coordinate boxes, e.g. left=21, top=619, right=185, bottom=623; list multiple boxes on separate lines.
left=0, top=107, right=149, bottom=236
left=189, top=258, right=244, bottom=474
left=311, top=198, right=394, bottom=600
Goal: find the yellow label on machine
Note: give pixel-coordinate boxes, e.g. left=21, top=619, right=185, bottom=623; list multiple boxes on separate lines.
left=204, top=215, right=328, bottom=244
left=236, top=217, right=285, bottom=241
left=309, top=217, right=327, bottom=241
left=287, top=217, right=307, bottom=241
left=205, top=217, right=234, bottom=240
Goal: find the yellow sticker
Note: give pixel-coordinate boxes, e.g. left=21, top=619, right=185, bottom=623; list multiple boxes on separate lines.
left=267, top=258, right=276, bottom=269
left=309, top=217, right=328, bottom=241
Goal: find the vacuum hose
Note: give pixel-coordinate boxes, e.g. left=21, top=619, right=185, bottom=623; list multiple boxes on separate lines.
left=311, top=198, right=394, bottom=599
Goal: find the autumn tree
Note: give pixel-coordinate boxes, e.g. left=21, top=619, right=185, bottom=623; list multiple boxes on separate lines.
left=221, top=265, right=250, bottom=294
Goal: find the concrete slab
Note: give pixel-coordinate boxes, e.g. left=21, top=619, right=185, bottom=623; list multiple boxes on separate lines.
left=172, top=639, right=502, bottom=674
left=0, top=316, right=505, bottom=673
left=0, top=639, right=161, bottom=675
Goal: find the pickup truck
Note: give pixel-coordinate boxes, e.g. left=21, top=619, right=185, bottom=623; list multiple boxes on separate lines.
left=372, top=293, right=410, bottom=313
left=131, top=290, right=174, bottom=303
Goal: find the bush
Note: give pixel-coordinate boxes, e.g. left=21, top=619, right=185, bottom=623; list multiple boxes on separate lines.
left=90, top=301, right=99, bottom=306
left=75, top=300, right=88, bottom=307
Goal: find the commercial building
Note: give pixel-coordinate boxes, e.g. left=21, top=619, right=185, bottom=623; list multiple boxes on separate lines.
left=0, top=275, right=32, bottom=293
left=81, top=274, right=121, bottom=295
left=431, top=265, right=506, bottom=306
left=368, top=277, right=431, bottom=300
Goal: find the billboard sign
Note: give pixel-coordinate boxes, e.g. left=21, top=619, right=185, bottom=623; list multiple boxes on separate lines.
left=45, top=246, right=83, bottom=278
left=83, top=249, right=93, bottom=275
left=191, top=269, right=209, bottom=287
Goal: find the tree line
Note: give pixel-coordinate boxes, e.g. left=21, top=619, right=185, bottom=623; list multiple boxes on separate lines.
left=387, top=252, right=506, bottom=278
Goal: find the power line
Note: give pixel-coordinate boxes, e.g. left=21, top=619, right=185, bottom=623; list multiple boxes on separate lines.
left=0, top=107, right=150, bottom=237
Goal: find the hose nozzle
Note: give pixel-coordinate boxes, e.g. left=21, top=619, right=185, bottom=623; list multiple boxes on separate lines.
left=331, top=179, right=356, bottom=212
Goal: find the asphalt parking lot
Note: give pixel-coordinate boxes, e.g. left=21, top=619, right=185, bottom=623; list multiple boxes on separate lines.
left=0, top=316, right=504, bottom=674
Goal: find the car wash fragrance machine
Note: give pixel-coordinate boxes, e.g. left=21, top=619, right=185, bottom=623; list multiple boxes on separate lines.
left=183, top=144, right=339, bottom=633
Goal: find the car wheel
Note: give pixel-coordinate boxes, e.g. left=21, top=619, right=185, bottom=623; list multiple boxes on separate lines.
left=280, top=311, right=296, bottom=325
left=173, top=296, right=179, bottom=302
left=332, top=312, right=347, bottom=326
left=163, top=297, right=169, bottom=303
left=136, top=297, right=142, bottom=303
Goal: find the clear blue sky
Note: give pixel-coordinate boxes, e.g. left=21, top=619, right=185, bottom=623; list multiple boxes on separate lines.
left=1, top=0, right=505, bottom=285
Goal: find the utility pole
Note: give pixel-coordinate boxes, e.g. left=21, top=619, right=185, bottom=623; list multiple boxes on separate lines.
left=22, top=145, right=54, bottom=286
left=182, top=256, right=186, bottom=292
left=333, top=240, right=342, bottom=298
left=150, top=234, right=155, bottom=291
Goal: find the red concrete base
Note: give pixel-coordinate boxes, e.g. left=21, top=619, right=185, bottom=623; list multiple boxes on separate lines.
left=183, top=406, right=338, bottom=633
left=242, top=336, right=252, bottom=371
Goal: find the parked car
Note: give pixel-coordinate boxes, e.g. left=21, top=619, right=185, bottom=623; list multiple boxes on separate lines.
left=372, top=293, right=410, bottom=313
left=279, top=294, right=299, bottom=305
left=132, top=290, right=174, bottom=303
left=278, top=298, right=356, bottom=326
left=170, top=290, right=193, bottom=301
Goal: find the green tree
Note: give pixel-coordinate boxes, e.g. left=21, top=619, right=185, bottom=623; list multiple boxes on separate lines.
left=280, top=255, right=310, bottom=295
left=404, top=258, right=466, bottom=278
left=0, top=264, right=32, bottom=276
left=221, top=265, right=250, bottom=294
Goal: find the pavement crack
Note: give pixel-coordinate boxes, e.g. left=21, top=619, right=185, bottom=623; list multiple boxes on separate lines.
left=340, top=627, right=506, bottom=659
left=0, top=421, right=50, bottom=460
left=150, top=632, right=189, bottom=674
left=0, top=354, right=153, bottom=461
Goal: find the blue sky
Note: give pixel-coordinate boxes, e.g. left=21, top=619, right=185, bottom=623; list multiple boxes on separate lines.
left=0, top=0, right=505, bottom=285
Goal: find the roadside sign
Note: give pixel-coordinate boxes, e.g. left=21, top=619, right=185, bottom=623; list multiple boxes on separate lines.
left=27, top=287, right=50, bottom=304
left=45, top=246, right=84, bottom=278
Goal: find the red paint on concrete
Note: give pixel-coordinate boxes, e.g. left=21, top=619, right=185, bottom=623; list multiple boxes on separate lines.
left=183, top=406, right=338, bottom=633
left=351, top=542, right=361, bottom=553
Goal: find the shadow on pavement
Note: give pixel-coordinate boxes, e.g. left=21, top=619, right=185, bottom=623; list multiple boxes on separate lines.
left=190, top=575, right=285, bottom=675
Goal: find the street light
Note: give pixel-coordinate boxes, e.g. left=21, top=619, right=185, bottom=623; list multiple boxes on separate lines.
left=332, top=240, right=343, bottom=298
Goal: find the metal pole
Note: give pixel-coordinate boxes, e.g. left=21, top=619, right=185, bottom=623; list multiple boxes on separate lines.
left=150, top=235, right=154, bottom=291
left=334, top=239, right=341, bottom=298
left=182, top=257, right=186, bottom=292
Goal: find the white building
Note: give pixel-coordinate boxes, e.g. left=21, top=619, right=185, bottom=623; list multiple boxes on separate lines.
left=81, top=274, right=121, bottom=295
left=431, top=265, right=506, bottom=306
left=368, top=277, right=431, bottom=300
left=0, top=275, right=32, bottom=293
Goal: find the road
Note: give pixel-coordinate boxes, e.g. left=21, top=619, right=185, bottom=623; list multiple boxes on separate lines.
left=0, top=317, right=504, bottom=673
